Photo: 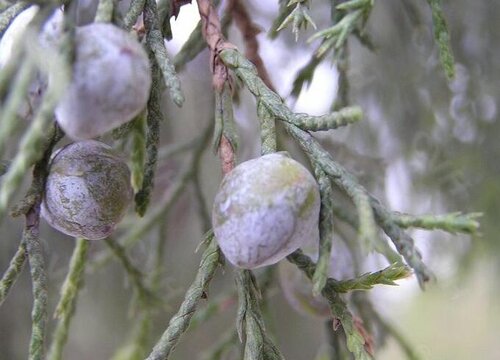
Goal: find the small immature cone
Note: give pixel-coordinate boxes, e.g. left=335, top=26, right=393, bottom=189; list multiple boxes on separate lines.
left=55, top=23, right=152, bottom=140
left=41, top=140, right=133, bottom=240
left=212, top=153, right=321, bottom=269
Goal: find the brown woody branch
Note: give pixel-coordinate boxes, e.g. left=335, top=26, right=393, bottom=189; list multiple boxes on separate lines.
left=227, top=0, right=276, bottom=92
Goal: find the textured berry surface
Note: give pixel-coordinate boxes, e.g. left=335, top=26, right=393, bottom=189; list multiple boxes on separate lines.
left=212, top=153, right=320, bottom=269
left=55, top=23, right=151, bottom=140
left=41, top=140, right=133, bottom=240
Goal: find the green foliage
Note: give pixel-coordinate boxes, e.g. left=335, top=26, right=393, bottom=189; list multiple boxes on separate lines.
left=48, top=239, right=89, bottom=360
left=276, top=0, right=317, bottom=41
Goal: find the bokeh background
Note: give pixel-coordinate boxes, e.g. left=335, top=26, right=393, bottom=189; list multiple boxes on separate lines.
left=1, top=0, right=499, bottom=359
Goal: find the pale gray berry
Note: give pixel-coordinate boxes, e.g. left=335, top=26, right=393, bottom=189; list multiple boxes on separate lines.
left=55, top=23, right=152, bottom=140
left=212, top=153, right=321, bottom=269
left=41, top=140, right=133, bottom=240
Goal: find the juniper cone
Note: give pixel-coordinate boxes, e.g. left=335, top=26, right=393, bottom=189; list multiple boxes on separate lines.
left=212, top=153, right=321, bottom=269
left=41, top=140, right=133, bottom=240
left=55, top=23, right=152, bottom=140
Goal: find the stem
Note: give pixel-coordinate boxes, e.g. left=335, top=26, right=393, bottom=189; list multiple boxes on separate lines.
left=47, top=239, right=89, bottom=360
left=145, top=236, right=221, bottom=360
left=0, top=239, right=27, bottom=306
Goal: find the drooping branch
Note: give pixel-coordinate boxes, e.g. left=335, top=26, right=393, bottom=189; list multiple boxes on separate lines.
left=145, top=234, right=222, bottom=360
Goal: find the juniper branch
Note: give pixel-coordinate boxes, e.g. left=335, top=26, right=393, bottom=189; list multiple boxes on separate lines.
left=269, top=0, right=294, bottom=39
left=235, top=269, right=284, bottom=360
left=0, top=239, right=27, bottom=306
left=335, top=264, right=411, bottom=292
left=426, top=0, right=455, bottom=79
left=393, top=212, right=481, bottom=234
left=287, top=124, right=431, bottom=285
left=228, top=0, right=276, bottom=91
left=144, top=0, right=184, bottom=107
left=172, top=21, right=205, bottom=70
left=218, top=49, right=364, bottom=132
left=134, top=47, right=162, bottom=216
left=0, top=58, right=36, bottom=156
left=47, top=239, right=89, bottom=360
left=172, top=0, right=225, bottom=71
left=294, top=106, right=362, bottom=131
left=312, top=167, right=335, bottom=296
left=24, top=205, right=47, bottom=360
left=287, top=250, right=372, bottom=360
left=123, top=0, right=146, bottom=30
left=130, top=113, right=147, bottom=193
left=257, top=101, right=277, bottom=154
left=218, top=47, right=433, bottom=285
left=276, top=1, right=317, bottom=41
left=145, top=236, right=222, bottom=360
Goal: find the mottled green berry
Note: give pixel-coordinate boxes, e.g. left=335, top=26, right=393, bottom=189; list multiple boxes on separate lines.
left=212, top=153, right=321, bottom=269
left=41, top=140, right=133, bottom=240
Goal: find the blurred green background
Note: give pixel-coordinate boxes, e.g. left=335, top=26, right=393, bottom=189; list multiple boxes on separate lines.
left=0, top=0, right=499, bottom=359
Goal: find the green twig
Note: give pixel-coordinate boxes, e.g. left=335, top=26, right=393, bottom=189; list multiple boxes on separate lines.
left=276, top=1, right=317, bottom=41
left=213, top=83, right=238, bottom=153
left=156, top=0, right=172, bottom=39
left=392, top=212, right=481, bottom=234
left=134, top=47, right=162, bottom=216
left=0, top=239, right=27, bottom=306
left=426, top=0, right=455, bottom=79
left=219, top=49, right=364, bottom=132
left=172, top=0, right=224, bottom=71
left=269, top=0, right=294, bottom=39
left=330, top=200, right=404, bottom=265
left=219, top=46, right=431, bottom=285
left=24, top=206, right=47, bottom=360
left=0, top=58, right=36, bottom=156
left=334, top=263, right=411, bottom=292
left=235, top=269, right=284, bottom=360
left=257, top=101, right=277, bottom=154
left=123, top=0, right=146, bottom=30
left=287, top=250, right=371, bottom=360
left=285, top=124, right=431, bottom=285
left=145, top=236, right=222, bottom=360
left=130, top=113, right=147, bottom=193
left=294, top=106, right=362, bottom=131
left=172, top=21, right=204, bottom=70
left=47, top=239, right=89, bottom=360
left=144, top=0, right=184, bottom=106
left=312, top=167, right=334, bottom=296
